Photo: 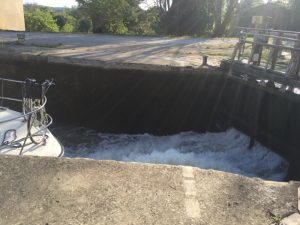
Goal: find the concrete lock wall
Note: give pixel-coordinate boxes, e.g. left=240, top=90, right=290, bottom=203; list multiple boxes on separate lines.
left=0, top=58, right=300, bottom=180
left=0, top=0, right=25, bottom=31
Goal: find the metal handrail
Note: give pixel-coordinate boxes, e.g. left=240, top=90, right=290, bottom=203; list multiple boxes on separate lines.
left=242, top=40, right=300, bottom=52
left=0, top=96, right=48, bottom=124
left=238, top=27, right=300, bottom=36
left=0, top=97, right=23, bottom=102
left=0, top=78, right=53, bottom=154
left=0, top=78, right=26, bottom=84
left=230, top=27, right=300, bottom=90
left=242, top=33, right=300, bottom=43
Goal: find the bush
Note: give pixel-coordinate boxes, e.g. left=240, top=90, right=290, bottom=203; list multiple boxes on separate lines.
left=25, top=8, right=59, bottom=32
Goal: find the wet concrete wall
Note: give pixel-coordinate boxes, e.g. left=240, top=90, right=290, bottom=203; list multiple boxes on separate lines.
left=0, top=0, right=25, bottom=31
left=0, top=59, right=225, bottom=134
left=211, top=77, right=300, bottom=181
left=0, top=58, right=299, bottom=180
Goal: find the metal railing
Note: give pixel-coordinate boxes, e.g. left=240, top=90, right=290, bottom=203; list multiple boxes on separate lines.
left=232, top=27, right=300, bottom=77
left=0, top=78, right=54, bottom=155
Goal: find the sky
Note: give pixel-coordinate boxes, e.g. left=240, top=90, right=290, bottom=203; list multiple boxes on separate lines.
left=23, top=0, right=78, bottom=8
left=23, top=0, right=154, bottom=9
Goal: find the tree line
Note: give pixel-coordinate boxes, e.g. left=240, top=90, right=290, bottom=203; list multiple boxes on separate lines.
left=24, top=0, right=300, bottom=36
left=24, top=4, right=93, bottom=33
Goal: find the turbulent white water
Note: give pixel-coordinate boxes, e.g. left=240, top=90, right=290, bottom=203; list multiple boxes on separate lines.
left=52, top=127, right=288, bottom=181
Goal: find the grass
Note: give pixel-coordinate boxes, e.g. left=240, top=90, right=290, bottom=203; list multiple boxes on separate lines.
left=270, top=215, right=282, bottom=225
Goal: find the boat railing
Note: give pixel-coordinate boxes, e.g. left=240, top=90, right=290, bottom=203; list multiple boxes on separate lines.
left=0, top=78, right=54, bottom=155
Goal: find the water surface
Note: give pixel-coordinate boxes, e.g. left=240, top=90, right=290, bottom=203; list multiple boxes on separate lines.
left=52, top=126, right=288, bottom=181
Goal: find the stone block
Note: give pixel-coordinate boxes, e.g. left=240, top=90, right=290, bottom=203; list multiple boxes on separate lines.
left=281, top=213, right=300, bottom=225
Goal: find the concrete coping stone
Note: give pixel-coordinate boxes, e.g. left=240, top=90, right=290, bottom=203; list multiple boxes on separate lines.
left=280, top=213, right=300, bottom=225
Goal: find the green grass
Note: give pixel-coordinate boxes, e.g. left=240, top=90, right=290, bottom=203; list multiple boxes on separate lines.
left=271, top=215, right=282, bottom=225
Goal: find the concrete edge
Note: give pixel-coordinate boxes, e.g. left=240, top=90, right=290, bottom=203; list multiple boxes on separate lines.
left=2, top=154, right=297, bottom=186
left=0, top=50, right=220, bottom=73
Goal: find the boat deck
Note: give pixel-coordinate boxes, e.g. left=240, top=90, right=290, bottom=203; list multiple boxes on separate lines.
left=0, top=108, right=63, bottom=157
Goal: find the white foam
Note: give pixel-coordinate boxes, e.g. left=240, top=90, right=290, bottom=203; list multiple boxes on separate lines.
left=57, top=127, right=288, bottom=181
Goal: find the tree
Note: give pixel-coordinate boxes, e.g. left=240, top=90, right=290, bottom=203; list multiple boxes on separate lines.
left=127, top=6, right=160, bottom=35
left=268, top=0, right=289, bottom=5
left=76, top=0, right=142, bottom=34
left=54, top=13, right=75, bottom=32
left=54, top=14, right=68, bottom=30
left=239, top=0, right=264, bottom=9
left=289, top=0, right=300, bottom=31
left=162, top=0, right=213, bottom=36
left=213, top=0, right=239, bottom=37
left=234, top=0, right=264, bottom=29
left=77, top=18, right=92, bottom=32
left=54, top=12, right=76, bottom=32
left=154, top=0, right=172, bottom=12
left=25, top=8, right=59, bottom=32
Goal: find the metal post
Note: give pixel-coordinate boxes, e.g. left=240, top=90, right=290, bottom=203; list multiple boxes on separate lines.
left=249, top=30, right=268, bottom=66
left=202, top=55, right=208, bottom=66
left=17, top=33, right=25, bottom=44
left=270, top=32, right=283, bottom=70
left=286, top=34, right=300, bottom=77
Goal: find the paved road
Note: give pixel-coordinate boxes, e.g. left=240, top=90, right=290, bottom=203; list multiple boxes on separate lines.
left=0, top=31, right=236, bottom=68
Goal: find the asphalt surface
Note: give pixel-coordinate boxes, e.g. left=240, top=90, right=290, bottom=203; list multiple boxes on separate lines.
left=0, top=31, right=236, bottom=69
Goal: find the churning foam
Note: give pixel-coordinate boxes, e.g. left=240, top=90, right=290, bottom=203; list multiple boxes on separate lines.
left=54, top=127, right=288, bottom=181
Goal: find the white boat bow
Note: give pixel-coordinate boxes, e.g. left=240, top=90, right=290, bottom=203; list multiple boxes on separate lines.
left=0, top=78, right=64, bottom=157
